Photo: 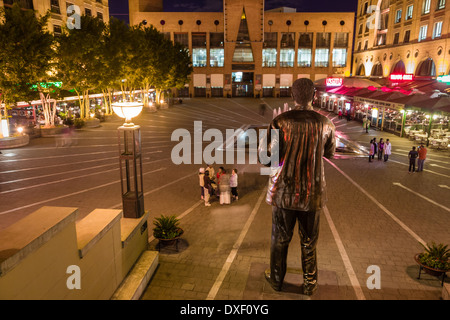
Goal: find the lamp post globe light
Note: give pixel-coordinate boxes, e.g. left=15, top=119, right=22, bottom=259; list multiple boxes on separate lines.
left=112, top=102, right=145, bottom=218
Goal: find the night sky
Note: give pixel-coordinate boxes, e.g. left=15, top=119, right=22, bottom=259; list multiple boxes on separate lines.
left=109, top=0, right=358, bottom=24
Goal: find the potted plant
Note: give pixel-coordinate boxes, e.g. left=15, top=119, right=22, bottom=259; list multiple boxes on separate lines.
left=415, top=242, right=449, bottom=286
left=152, top=215, right=184, bottom=251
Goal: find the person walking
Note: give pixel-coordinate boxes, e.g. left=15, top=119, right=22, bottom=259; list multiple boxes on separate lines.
left=258, top=78, right=336, bottom=295
left=417, top=143, right=427, bottom=172
left=377, top=138, right=385, bottom=161
left=338, top=108, right=342, bottom=119
left=383, top=139, right=391, bottom=162
left=364, top=117, right=370, bottom=133
left=259, top=103, right=267, bottom=116
left=230, top=168, right=238, bottom=201
left=219, top=168, right=231, bottom=205
left=408, top=146, right=419, bottom=173
left=369, top=139, right=374, bottom=162
left=203, top=171, right=212, bottom=206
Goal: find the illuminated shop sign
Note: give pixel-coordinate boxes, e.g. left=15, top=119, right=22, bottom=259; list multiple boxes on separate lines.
left=437, top=75, right=450, bottom=83
left=389, top=74, right=414, bottom=81
left=326, top=77, right=343, bottom=87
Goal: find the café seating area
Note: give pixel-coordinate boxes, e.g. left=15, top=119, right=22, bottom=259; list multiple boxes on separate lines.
left=428, top=129, right=450, bottom=150
left=404, top=127, right=450, bottom=151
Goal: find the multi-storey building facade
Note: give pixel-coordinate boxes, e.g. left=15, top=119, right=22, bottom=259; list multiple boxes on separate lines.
left=128, top=0, right=354, bottom=98
left=0, top=0, right=109, bottom=35
left=353, top=0, right=449, bottom=79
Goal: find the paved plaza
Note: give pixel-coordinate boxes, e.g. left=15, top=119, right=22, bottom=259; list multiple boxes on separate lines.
left=0, top=98, right=449, bottom=300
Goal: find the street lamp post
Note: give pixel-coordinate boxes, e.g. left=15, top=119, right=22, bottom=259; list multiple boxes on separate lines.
left=112, top=102, right=145, bottom=218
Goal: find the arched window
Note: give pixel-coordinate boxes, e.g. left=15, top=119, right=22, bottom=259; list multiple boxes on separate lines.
left=415, top=58, right=436, bottom=77
left=391, top=60, right=406, bottom=74
left=371, top=62, right=383, bottom=76
left=356, top=63, right=366, bottom=76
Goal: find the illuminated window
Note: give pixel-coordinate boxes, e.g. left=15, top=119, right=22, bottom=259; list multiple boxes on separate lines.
left=395, top=9, right=402, bottom=23
left=192, top=33, right=206, bottom=67
left=280, top=33, right=295, bottom=67
left=406, top=5, right=413, bottom=20
left=210, top=33, right=224, bottom=67
left=422, top=0, right=431, bottom=14
left=298, top=49, right=312, bottom=67
left=210, top=49, right=224, bottom=67
left=280, top=49, right=295, bottom=67
left=432, top=21, right=443, bottom=39
left=192, top=48, right=207, bottom=67
left=262, top=48, right=277, bottom=67
left=315, top=49, right=329, bottom=67
left=315, top=33, right=330, bottom=68
left=418, top=25, right=427, bottom=41
left=332, top=49, right=347, bottom=67
left=332, top=33, right=348, bottom=67
left=263, top=32, right=277, bottom=67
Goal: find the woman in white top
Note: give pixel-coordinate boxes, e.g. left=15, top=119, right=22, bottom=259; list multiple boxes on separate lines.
left=383, top=139, right=392, bottom=162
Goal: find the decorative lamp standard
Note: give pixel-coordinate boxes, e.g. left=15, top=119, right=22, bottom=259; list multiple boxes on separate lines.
left=112, top=102, right=145, bottom=218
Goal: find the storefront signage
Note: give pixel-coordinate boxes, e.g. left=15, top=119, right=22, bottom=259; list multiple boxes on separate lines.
left=354, top=96, right=394, bottom=107
left=325, top=77, right=343, bottom=87
left=389, top=74, right=414, bottom=81
left=437, top=75, right=450, bottom=84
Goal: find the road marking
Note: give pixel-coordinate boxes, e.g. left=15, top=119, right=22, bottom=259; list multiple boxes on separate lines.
left=109, top=171, right=198, bottom=209
left=0, top=153, right=165, bottom=193
left=394, top=149, right=450, bottom=162
left=429, top=163, right=450, bottom=170
left=393, top=182, right=450, bottom=213
left=206, top=189, right=266, bottom=300
left=388, top=159, right=450, bottom=178
left=0, top=167, right=167, bottom=216
left=229, top=99, right=268, bottom=121
left=323, top=206, right=366, bottom=300
left=325, top=158, right=426, bottom=247
left=439, top=185, right=450, bottom=190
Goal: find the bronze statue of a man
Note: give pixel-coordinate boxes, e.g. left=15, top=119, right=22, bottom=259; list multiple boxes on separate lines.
left=259, top=78, right=336, bottom=295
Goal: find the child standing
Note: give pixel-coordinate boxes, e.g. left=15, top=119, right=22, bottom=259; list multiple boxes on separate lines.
left=230, top=168, right=238, bottom=201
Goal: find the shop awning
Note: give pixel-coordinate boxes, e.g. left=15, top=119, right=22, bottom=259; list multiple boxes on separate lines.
left=371, top=91, right=407, bottom=102
left=390, top=80, right=448, bottom=93
left=389, top=93, right=430, bottom=107
left=412, top=96, right=450, bottom=113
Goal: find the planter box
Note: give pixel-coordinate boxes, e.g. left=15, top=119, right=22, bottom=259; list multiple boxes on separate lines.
left=40, top=125, right=68, bottom=137
left=0, top=134, right=30, bottom=149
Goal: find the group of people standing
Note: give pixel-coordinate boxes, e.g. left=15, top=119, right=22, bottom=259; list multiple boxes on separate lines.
left=369, top=138, right=391, bottom=162
left=198, top=164, right=238, bottom=207
left=408, top=144, right=427, bottom=173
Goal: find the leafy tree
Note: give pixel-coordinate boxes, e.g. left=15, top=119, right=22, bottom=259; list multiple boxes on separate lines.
left=0, top=2, right=55, bottom=130
left=56, top=14, right=106, bottom=119
left=100, top=17, right=130, bottom=114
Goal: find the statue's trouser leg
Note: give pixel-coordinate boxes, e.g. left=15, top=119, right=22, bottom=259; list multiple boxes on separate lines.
left=298, top=209, right=320, bottom=292
left=270, top=207, right=320, bottom=291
